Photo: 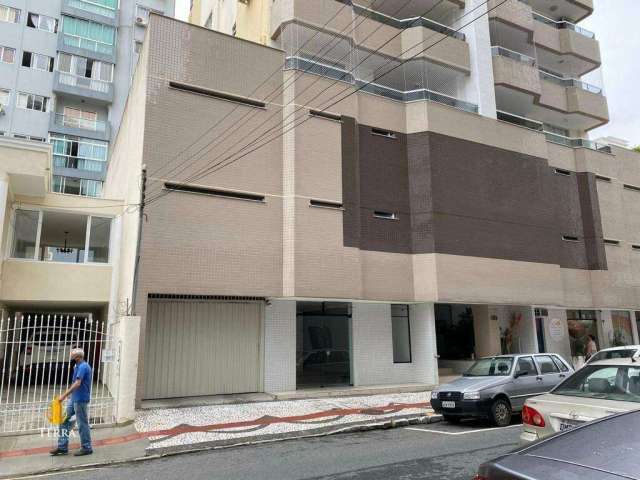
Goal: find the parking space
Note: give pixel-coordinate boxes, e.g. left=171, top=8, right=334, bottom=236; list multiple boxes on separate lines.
left=406, top=417, right=523, bottom=436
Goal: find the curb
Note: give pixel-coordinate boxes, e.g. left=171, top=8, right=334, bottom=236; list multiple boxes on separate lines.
left=3, top=413, right=443, bottom=479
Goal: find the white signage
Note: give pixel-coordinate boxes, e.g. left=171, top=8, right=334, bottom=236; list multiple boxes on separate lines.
left=101, top=350, right=116, bottom=363
left=549, top=318, right=565, bottom=341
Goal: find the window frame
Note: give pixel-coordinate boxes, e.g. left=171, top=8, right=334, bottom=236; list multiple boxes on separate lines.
left=391, top=304, right=412, bottom=364
left=0, top=88, right=10, bottom=106
left=0, top=4, right=20, bottom=24
left=9, top=206, right=112, bottom=264
left=61, top=16, right=116, bottom=55
left=0, top=45, right=15, bottom=64
left=22, top=51, right=54, bottom=72
left=26, top=12, right=58, bottom=33
left=515, top=355, right=539, bottom=377
left=16, top=92, right=49, bottom=112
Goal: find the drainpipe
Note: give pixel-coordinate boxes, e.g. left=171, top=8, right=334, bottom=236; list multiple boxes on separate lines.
left=131, top=165, right=147, bottom=316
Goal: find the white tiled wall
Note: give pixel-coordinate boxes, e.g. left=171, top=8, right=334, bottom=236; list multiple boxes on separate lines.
left=351, top=302, right=438, bottom=387
left=264, top=299, right=296, bottom=392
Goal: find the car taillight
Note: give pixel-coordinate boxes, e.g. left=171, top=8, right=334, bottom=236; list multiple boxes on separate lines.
left=472, top=475, right=488, bottom=480
left=522, top=405, right=545, bottom=428
left=26, top=346, right=32, bottom=355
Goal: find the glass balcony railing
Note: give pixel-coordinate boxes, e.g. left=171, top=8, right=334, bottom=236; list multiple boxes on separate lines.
left=53, top=113, right=108, bottom=133
left=57, top=72, right=112, bottom=94
left=350, top=2, right=465, bottom=41
left=67, top=0, right=117, bottom=19
left=538, top=69, right=602, bottom=94
left=285, top=56, right=478, bottom=114
left=532, top=12, right=595, bottom=39
left=491, top=46, right=537, bottom=66
left=53, top=155, right=107, bottom=173
left=497, top=110, right=612, bottom=153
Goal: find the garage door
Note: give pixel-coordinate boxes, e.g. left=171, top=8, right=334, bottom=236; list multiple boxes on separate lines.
left=143, top=299, right=263, bottom=399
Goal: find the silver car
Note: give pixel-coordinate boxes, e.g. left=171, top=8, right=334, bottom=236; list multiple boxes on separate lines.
left=431, top=354, right=573, bottom=427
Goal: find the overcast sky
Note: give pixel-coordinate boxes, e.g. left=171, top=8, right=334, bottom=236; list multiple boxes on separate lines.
left=174, top=0, right=639, bottom=146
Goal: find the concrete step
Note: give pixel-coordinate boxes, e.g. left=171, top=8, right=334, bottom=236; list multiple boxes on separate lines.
left=272, top=383, right=435, bottom=401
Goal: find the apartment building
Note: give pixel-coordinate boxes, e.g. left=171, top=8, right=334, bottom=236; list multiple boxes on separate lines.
left=189, top=0, right=271, bottom=45
left=106, top=4, right=640, bottom=404
left=0, top=0, right=175, bottom=198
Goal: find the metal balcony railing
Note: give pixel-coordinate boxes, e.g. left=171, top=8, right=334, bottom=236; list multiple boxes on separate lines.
left=491, top=46, right=537, bottom=66
left=348, top=2, right=466, bottom=41
left=532, top=12, right=595, bottom=39
left=285, top=56, right=478, bottom=114
left=538, top=69, right=602, bottom=94
left=53, top=113, right=108, bottom=133
left=496, top=110, right=612, bottom=153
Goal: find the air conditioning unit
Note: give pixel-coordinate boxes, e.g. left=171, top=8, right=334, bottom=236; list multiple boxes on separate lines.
left=135, top=16, right=147, bottom=25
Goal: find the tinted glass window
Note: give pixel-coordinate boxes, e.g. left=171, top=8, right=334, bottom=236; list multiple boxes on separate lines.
left=554, top=365, right=640, bottom=403
left=516, top=356, right=537, bottom=376
left=535, top=355, right=560, bottom=374
left=590, top=349, right=637, bottom=363
left=551, top=356, right=570, bottom=372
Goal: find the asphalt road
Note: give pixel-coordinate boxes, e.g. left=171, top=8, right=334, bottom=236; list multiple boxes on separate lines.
left=39, top=419, right=522, bottom=480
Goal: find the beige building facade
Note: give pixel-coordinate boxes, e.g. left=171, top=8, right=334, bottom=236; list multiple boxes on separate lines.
left=105, top=5, right=640, bottom=404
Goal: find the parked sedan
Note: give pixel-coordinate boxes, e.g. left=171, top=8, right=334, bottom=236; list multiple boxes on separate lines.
left=520, top=358, right=640, bottom=444
left=585, top=345, right=640, bottom=365
left=431, top=354, right=573, bottom=427
left=475, top=409, right=640, bottom=480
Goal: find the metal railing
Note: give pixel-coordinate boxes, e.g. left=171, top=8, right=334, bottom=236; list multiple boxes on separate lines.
left=0, top=315, right=118, bottom=434
left=491, top=46, right=537, bottom=66
left=497, top=110, right=612, bottom=153
left=351, top=2, right=465, bottom=41
left=538, top=69, right=602, bottom=94
left=532, top=12, right=595, bottom=39
left=285, top=56, right=478, bottom=114
left=53, top=113, right=108, bottom=133
left=57, top=72, right=112, bottom=94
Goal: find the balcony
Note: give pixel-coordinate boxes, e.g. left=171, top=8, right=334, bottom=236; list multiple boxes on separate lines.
left=49, top=113, right=111, bottom=141
left=61, top=0, right=119, bottom=26
left=52, top=71, right=114, bottom=104
left=271, top=0, right=470, bottom=72
left=496, top=110, right=611, bottom=153
left=533, top=12, right=600, bottom=77
left=489, top=0, right=534, bottom=34
left=57, top=30, right=117, bottom=64
left=491, top=46, right=541, bottom=96
left=521, top=0, right=593, bottom=22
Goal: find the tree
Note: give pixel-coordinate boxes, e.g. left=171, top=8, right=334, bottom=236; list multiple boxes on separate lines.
left=634, top=145, right=640, bottom=153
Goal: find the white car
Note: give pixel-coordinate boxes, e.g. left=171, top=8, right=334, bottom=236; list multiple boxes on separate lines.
left=584, top=345, right=640, bottom=365
left=520, top=358, right=640, bottom=444
left=15, top=328, right=81, bottom=382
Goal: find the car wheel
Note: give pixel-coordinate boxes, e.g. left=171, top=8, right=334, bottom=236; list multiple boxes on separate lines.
left=490, top=398, right=512, bottom=427
left=443, top=415, right=461, bottom=424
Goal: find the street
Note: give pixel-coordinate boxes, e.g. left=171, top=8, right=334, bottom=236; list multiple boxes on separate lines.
left=38, top=420, right=521, bottom=480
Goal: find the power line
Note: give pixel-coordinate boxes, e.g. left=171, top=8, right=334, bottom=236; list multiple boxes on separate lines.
left=146, top=0, right=413, bottom=191
left=145, top=0, right=452, bottom=202
left=145, top=0, right=504, bottom=207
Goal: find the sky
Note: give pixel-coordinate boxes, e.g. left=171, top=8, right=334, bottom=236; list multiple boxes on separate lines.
left=173, top=0, right=640, bottom=146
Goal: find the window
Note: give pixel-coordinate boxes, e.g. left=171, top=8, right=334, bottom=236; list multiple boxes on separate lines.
left=604, top=239, right=620, bottom=246
left=551, top=356, right=570, bottom=372
left=62, top=106, right=98, bottom=130
left=68, top=0, right=118, bottom=19
left=51, top=135, right=108, bottom=173
left=535, top=355, right=559, bottom=374
left=624, top=184, right=640, bottom=193
left=567, top=310, right=598, bottom=358
left=371, top=128, right=397, bottom=139
left=61, top=16, right=116, bottom=55
left=309, top=199, right=342, bottom=209
left=465, top=357, right=514, bottom=377
left=52, top=175, right=103, bottom=197
left=16, top=92, right=49, bottom=112
left=515, top=356, right=537, bottom=377
left=562, top=235, right=579, bottom=242
left=0, top=4, right=20, bottom=23
left=553, top=365, right=640, bottom=403
left=164, top=182, right=265, bottom=202
left=373, top=211, right=398, bottom=220
left=589, top=349, right=638, bottom=364
left=0, top=88, right=9, bottom=106
left=11, top=210, right=39, bottom=259
left=22, top=51, right=54, bottom=72
left=11, top=210, right=111, bottom=263
left=0, top=45, right=15, bottom=64
left=554, top=168, right=572, bottom=176
left=57, top=53, right=113, bottom=82
left=391, top=304, right=411, bottom=363
left=612, top=311, right=634, bottom=346
left=27, top=12, right=58, bottom=32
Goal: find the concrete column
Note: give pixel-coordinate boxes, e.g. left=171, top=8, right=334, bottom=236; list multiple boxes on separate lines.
left=411, top=303, right=439, bottom=387
left=472, top=305, right=501, bottom=357
left=115, top=315, right=141, bottom=423
left=263, top=299, right=296, bottom=393
left=462, top=0, right=497, bottom=118
left=631, top=312, right=640, bottom=344
left=599, top=309, right=613, bottom=349
left=544, top=309, right=571, bottom=364
left=107, top=215, right=123, bottom=325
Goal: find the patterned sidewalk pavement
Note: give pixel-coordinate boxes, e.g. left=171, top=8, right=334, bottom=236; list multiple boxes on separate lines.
left=136, top=391, right=435, bottom=452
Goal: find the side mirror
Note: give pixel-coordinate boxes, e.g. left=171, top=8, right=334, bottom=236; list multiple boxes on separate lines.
left=514, top=370, right=529, bottom=379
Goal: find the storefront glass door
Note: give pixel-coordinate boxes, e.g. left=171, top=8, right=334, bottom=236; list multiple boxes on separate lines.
left=296, top=302, right=351, bottom=388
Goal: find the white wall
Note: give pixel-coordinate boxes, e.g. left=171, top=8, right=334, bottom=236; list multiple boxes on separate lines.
left=263, top=299, right=296, bottom=392
left=351, top=302, right=438, bottom=387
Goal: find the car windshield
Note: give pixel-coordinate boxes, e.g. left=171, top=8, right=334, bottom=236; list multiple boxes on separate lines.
left=553, top=365, right=640, bottom=403
left=588, top=349, right=638, bottom=363
left=464, top=357, right=513, bottom=377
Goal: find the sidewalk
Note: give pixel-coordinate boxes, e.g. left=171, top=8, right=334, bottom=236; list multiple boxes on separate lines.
left=0, top=391, right=438, bottom=479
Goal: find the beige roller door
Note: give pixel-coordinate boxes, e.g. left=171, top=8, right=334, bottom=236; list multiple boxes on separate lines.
left=143, top=299, right=262, bottom=399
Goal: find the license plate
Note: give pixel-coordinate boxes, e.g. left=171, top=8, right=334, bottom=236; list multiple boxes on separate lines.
left=559, top=421, right=579, bottom=431
left=441, top=401, right=456, bottom=409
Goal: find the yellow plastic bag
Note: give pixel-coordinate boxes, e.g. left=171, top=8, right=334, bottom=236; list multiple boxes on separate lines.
left=47, top=398, right=66, bottom=426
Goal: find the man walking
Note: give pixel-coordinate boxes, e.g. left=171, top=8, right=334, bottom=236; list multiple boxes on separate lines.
left=50, top=348, right=93, bottom=456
